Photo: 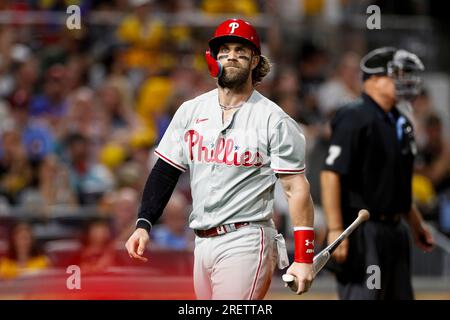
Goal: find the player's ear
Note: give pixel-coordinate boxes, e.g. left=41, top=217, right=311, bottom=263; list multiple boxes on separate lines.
left=251, top=54, right=260, bottom=70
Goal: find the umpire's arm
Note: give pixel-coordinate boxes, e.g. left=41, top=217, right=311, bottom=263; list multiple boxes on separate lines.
left=279, top=173, right=315, bottom=294
left=320, top=170, right=348, bottom=263
left=320, top=108, right=360, bottom=264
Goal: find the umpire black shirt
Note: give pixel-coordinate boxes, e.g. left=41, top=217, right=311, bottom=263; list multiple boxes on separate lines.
left=323, top=93, right=416, bottom=226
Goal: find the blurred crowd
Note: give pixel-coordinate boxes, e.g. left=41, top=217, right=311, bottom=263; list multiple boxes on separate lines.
left=0, top=0, right=449, bottom=280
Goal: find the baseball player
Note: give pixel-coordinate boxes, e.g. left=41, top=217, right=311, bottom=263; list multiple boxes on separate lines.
left=126, top=18, right=315, bottom=299
left=321, top=47, right=434, bottom=299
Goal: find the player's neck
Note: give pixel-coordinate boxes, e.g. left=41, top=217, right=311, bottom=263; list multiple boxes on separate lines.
left=218, top=81, right=254, bottom=108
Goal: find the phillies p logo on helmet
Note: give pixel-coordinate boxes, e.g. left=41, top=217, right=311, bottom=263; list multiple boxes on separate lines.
left=208, top=18, right=261, bottom=56
left=229, top=22, right=240, bottom=34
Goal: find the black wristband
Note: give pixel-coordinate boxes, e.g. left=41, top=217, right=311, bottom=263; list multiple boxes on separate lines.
left=136, top=219, right=152, bottom=234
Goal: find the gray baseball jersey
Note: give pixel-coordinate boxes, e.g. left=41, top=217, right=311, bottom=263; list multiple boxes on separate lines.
left=155, top=88, right=306, bottom=230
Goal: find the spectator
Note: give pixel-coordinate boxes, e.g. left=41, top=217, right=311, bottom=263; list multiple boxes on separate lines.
left=61, top=87, right=98, bottom=141
left=116, top=0, right=166, bottom=71
left=99, top=142, right=128, bottom=172
left=9, top=52, right=39, bottom=100
left=0, top=31, right=34, bottom=99
left=0, top=222, right=50, bottom=279
left=63, top=133, right=115, bottom=205
left=124, top=136, right=153, bottom=192
left=317, top=51, right=361, bottom=118
left=134, top=75, right=174, bottom=147
left=38, top=154, right=77, bottom=207
left=29, top=64, right=69, bottom=119
left=7, top=89, right=55, bottom=163
left=201, top=0, right=260, bottom=16
left=415, top=114, right=450, bottom=194
left=411, top=89, right=434, bottom=150
left=116, top=161, right=146, bottom=191
left=272, top=68, right=301, bottom=120
left=151, top=192, right=193, bottom=251
left=110, top=187, right=139, bottom=242
left=296, top=41, right=328, bottom=125
left=98, top=82, right=137, bottom=132
left=79, top=218, right=116, bottom=274
left=65, top=54, right=89, bottom=92
left=101, top=47, right=133, bottom=111
left=0, top=128, right=32, bottom=204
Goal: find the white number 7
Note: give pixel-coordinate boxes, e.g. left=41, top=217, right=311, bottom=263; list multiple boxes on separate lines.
left=326, top=145, right=342, bottom=165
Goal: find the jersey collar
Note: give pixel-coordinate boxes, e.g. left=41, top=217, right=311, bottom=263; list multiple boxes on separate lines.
left=362, top=92, right=399, bottom=123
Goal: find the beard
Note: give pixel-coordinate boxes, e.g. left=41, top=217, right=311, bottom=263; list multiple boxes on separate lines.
left=218, top=63, right=251, bottom=89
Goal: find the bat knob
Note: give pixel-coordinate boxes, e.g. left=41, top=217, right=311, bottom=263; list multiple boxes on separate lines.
left=282, top=274, right=298, bottom=292
left=282, top=274, right=295, bottom=283
left=358, top=209, right=370, bottom=221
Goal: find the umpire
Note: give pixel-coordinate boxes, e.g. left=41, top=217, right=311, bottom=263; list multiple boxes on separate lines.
left=320, top=47, right=434, bottom=300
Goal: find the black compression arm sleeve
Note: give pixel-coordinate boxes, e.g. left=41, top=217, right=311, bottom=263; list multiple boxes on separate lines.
left=136, top=158, right=183, bottom=233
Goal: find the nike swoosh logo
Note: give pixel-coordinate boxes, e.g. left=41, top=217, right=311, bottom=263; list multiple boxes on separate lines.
left=195, top=118, right=209, bottom=124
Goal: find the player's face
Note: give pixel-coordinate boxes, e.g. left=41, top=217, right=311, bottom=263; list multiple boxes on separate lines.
left=217, top=43, right=255, bottom=89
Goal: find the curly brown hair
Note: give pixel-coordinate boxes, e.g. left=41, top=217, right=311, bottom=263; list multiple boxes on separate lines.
left=252, top=55, right=271, bottom=85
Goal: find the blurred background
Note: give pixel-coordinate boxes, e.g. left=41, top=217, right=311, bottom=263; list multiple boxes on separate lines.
left=0, top=0, right=449, bottom=299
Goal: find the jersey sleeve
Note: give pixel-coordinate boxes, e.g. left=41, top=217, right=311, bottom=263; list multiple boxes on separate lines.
left=269, top=117, right=306, bottom=174
left=154, top=104, right=188, bottom=172
left=322, top=108, right=360, bottom=175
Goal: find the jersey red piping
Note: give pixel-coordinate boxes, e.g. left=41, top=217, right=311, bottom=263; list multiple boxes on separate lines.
left=154, top=150, right=187, bottom=172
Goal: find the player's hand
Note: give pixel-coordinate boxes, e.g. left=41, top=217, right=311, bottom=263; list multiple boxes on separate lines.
left=125, top=228, right=150, bottom=262
left=327, top=229, right=348, bottom=263
left=285, top=262, right=315, bottom=295
left=413, top=223, right=434, bottom=252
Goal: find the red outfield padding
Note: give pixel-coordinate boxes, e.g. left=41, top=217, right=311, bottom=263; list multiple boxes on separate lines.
left=0, top=249, right=196, bottom=300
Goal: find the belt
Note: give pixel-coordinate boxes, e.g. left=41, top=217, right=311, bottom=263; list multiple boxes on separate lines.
left=194, top=222, right=250, bottom=238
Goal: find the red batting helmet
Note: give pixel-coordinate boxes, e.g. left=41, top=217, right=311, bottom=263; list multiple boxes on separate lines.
left=208, top=18, right=261, bottom=57
left=206, top=19, right=261, bottom=78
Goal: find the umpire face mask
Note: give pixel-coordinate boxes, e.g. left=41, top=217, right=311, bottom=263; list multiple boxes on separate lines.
left=361, top=47, right=425, bottom=101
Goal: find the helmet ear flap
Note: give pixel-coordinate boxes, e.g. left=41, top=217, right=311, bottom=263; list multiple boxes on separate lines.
left=205, top=50, right=223, bottom=78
